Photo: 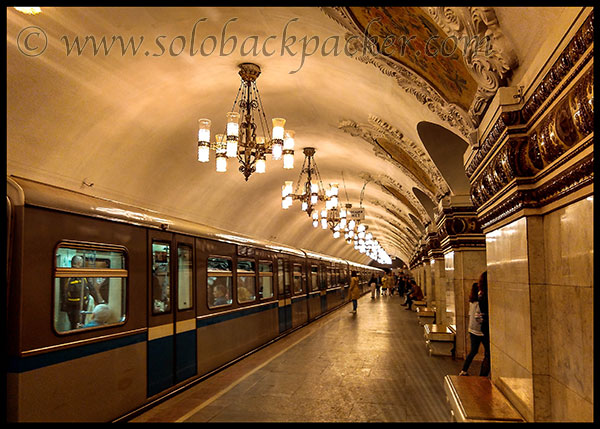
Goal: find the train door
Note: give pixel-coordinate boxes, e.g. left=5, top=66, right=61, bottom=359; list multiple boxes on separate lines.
left=147, top=230, right=197, bottom=398
left=277, top=257, right=292, bottom=333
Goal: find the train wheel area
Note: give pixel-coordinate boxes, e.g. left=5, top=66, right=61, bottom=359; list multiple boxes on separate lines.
left=128, top=292, right=464, bottom=423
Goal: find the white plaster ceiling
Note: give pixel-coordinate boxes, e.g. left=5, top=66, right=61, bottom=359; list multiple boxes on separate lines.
left=6, top=6, right=581, bottom=265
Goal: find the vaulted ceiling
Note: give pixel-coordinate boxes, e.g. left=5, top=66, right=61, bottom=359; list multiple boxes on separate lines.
left=6, top=6, right=582, bottom=265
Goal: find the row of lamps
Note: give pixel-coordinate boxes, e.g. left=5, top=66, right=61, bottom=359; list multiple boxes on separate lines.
left=197, top=63, right=391, bottom=264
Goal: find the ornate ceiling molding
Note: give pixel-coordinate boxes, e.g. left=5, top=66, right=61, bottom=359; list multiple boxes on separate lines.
left=367, top=115, right=451, bottom=198
left=321, top=7, right=476, bottom=142
left=338, top=117, right=450, bottom=199
left=358, top=171, right=430, bottom=223
left=426, top=7, right=518, bottom=125
left=368, top=198, right=422, bottom=239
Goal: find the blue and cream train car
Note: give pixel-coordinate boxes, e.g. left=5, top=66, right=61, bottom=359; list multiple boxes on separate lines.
left=5, top=176, right=383, bottom=422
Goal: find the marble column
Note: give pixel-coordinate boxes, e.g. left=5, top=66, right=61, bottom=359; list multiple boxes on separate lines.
left=465, top=11, right=593, bottom=421
left=437, top=195, right=486, bottom=359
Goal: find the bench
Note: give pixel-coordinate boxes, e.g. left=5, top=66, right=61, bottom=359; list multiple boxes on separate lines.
left=412, top=299, right=427, bottom=312
left=424, top=324, right=455, bottom=357
left=444, top=375, right=525, bottom=422
left=416, top=306, right=435, bottom=326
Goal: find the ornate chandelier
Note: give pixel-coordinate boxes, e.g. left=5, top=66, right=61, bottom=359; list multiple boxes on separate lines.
left=197, top=63, right=294, bottom=181
left=281, top=147, right=332, bottom=216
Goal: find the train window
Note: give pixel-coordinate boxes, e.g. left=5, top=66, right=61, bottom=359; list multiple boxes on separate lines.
left=284, top=262, right=291, bottom=292
left=258, top=261, right=274, bottom=299
left=326, top=267, right=332, bottom=288
left=237, top=259, right=256, bottom=303
left=311, top=265, right=318, bottom=291
left=277, top=259, right=284, bottom=295
left=207, top=256, right=233, bottom=308
left=177, top=244, right=193, bottom=310
left=292, top=264, right=303, bottom=295
left=152, top=242, right=171, bottom=314
left=54, top=244, right=127, bottom=333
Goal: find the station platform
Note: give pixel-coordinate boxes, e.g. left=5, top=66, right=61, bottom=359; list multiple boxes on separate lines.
left=130, top=293, right=464, bottom=423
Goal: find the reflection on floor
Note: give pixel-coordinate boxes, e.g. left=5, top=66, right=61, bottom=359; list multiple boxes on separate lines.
left=131, top=293, right=464, bottom=422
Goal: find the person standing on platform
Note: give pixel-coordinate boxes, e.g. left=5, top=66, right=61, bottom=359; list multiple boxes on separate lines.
left=459, top=282, right=484, bottom=376
left=381, top=270, right=389, bottom=296
left=376, top=274, right=381, bottom=297
left=369, top=274, right=377, bottom=299
left=349, top=271, right=360, bottom=313
left=477, top=271, right=491, bottom=376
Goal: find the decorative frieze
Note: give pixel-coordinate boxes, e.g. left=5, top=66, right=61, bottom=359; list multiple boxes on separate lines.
left=466, top=11, right=594, bottom=178
left=436, top=202, right=485, bottom=253
left=470, top=66, right=594, bottom=212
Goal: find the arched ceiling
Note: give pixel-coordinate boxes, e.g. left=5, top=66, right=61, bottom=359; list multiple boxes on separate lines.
left=7, top=6, right=575, bottom=265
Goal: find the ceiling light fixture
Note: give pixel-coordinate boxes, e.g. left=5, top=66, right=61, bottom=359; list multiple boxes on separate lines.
left=197, top=63, right=294, bottom=181
left=282, top=147, right=327, bottom=216
left=14, top=7, right=42, bottom=15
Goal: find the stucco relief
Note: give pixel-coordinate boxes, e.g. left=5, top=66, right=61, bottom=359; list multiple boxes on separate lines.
left=338, top=117, right=450, bottom=200
left=368, top=199, right=422, bottom=244
left=321, top=6, right=476, bottom=141
left=427, top=7, right=518, bottom=124
left=357, top=171, right=431, bottom=225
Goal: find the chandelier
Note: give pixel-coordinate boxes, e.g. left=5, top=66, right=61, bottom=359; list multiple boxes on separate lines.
left=281, top=147, right=335, bottom=216
left=197, top=63, right=294, bottom=181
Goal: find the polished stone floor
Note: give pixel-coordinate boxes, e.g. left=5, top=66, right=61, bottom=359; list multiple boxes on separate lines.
left=130, top=293, right=464, bottom=423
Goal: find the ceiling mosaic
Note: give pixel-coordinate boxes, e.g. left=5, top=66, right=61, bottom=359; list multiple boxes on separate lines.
left=347, top=6, right=478, bottom=112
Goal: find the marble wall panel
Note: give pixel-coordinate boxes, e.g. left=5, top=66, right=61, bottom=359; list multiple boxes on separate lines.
left=542, top=196, right=594, bottom=421
left=544, top=196, right=594, bottom=287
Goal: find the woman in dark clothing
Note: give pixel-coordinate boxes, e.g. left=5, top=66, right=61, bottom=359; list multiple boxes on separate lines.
left=477, top=271, right=491, bottom=376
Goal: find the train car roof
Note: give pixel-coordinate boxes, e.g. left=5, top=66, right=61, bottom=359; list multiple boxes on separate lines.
left=8, top=175, right=307, bottom=257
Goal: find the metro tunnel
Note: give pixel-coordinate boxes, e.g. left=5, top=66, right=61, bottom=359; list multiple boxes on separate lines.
left=6, top=6, right=593, bottom=423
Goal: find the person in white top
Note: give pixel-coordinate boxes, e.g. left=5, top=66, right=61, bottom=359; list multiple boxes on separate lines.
left=459, top=282, right=485, bottom=376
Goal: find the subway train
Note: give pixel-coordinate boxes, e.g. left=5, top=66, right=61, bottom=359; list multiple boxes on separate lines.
left=6, top=176, right=383, bottom=422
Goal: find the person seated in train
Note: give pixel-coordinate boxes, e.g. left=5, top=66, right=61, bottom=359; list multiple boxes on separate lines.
left=212, top=284, right=230, bottom=306
left=83, top=304, right=112, bottom=328
left=238, top=284, right=254, bottom=302
left=60, top=255, right=104, bottom=329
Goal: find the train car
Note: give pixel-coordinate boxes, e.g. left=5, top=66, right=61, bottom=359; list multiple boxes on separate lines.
left=6, top=176, right=383, bottom=422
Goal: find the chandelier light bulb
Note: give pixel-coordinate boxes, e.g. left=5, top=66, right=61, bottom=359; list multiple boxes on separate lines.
left=256, top=158, right=266, bottom=174
left=301, top=201, right=308, bottom=211
left=272, top=118, right=286, bottom=140
left=333, top=231, right=340, bottom=239
left=312, top=211, right=319, bottom=220
left=226, top=112, right=240, bottom=137
left=198, top=118, right=211, bottom=143
left=321, top=218, right=327, bottom=229
left=282, top=130, right=295, bottom=169
left=329, top=183, right=338, bottom=196
left=216, top=155, right=227, bottom=172
left=283, top=153, right=294, bottom=169
left=348, top=220, right=356, bottom=230
left=198, top=144, right=210, bottom=162
left=272, top=142, right=282, bottom=160
left=226, top=140, right=238, bottom=158
left=312, top=220, right=318, bottom=228
left=357, top=224, right=366, bottom=233
left=284, top=181, right=293, bottom=196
